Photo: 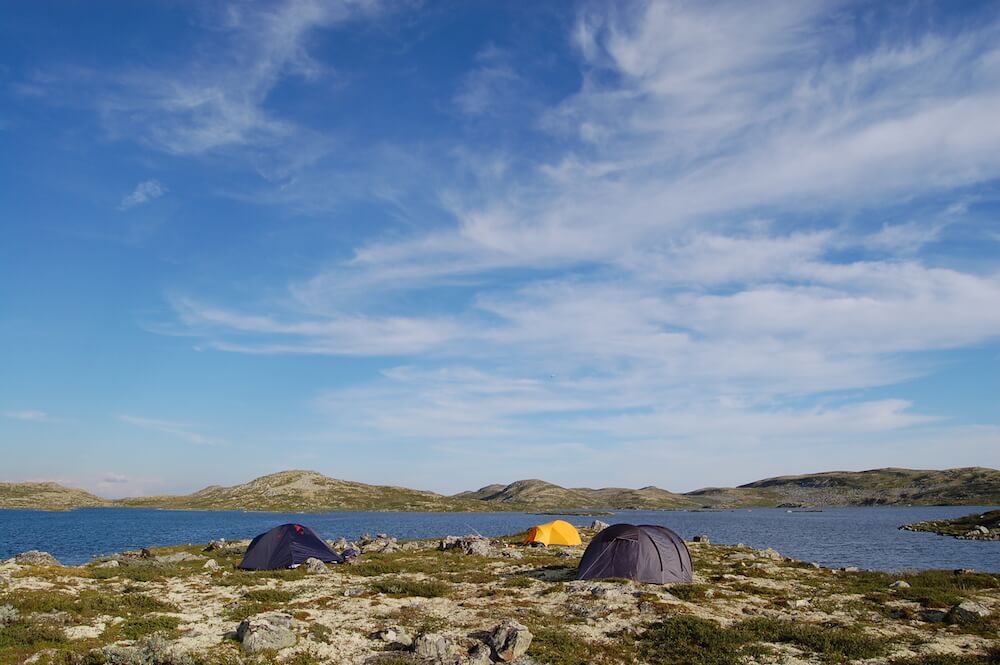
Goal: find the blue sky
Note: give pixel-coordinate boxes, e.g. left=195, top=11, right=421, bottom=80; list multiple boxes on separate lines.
left=2, top=0, right=999, bottom=498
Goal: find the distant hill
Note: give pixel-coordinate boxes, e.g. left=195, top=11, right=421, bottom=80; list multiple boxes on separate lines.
left=116, top=470, right=493, bottom=513
left=0, top=481, right=109, bottom=510
left=3, top=466, right=998, bottom=512
left=690, top=467, right=1000, bottom=507
left=456, top=479, right=698, bottom=509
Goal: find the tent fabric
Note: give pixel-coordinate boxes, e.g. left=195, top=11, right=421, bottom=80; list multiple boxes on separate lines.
left=577, top=523, right=692, bottom=584
left=238, top=523, right=343, bottom=570
left=523, top=519, right=582, bottom=546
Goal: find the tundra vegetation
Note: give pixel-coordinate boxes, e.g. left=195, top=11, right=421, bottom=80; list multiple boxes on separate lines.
left=0, top=528, right=997, bottom=664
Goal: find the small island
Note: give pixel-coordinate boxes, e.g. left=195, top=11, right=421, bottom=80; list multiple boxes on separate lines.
left=901, top=509, right=1000, bottom=541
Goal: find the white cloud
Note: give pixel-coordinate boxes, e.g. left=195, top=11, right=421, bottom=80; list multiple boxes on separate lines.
left=101, top=473, right=129, bottom=484
left=119, top=179, right=166, bottom=210
left=3, top=410, right=48, bottom=421
left=152, top=2, right=1000, bottom=484
left=117, top=414, right=225, bottom=446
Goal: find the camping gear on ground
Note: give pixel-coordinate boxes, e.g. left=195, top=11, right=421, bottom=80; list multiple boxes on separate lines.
left=523, top=519, right=582, bottom=546
left=238, top=523, right=344, bottom=570
left=577, top=523, right=692, bottom=584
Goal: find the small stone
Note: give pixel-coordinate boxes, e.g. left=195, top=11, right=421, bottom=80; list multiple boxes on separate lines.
left=842, top=566, right=860, bottom=573
left=14, top=551, right=60, bottom=567
left=757, top=548, right=783, bottom=561
left=376, top=625, right=413, bottom=647
left=692, top=534, right=710, bottom=543
left=786, top=598, right=810, bottom=609
left=949, top=601, right=991, bottom=623
left=344, top=587, right=366, bottom=597
left=204, top=559, right=220, bottom=571
left=590, top=520, right=610, bottom=532
left=237, top=612, right=296, bottom=653
left=412, top=632, right=456, bottom=661
left=499, top=549, right=523, bottom=559
left=96, top=560, right=120, bottom=569
left=889, top=580, right=910, bottom=589
left=488, top=619, right=533, bottom=662
left=303, top=557, right=327, bottom=574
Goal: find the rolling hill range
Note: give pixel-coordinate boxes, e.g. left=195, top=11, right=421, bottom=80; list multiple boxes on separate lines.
left=2, top=467, right=998, bottom=512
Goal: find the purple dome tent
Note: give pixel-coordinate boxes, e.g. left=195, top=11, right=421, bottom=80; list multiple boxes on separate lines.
left=238, top=523, right=343, bottom=570
left=577, top=523, right=692, bottom=584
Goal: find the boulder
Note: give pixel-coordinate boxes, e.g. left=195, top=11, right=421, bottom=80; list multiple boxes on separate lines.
left=361, top=535, right=400, bottom=554
left=590, top=520, right=610, bottom=532
left=488, top=619, right=533, bottom=662
left=303, top=557, right=327, bottom=575
left=974, top=525, right=989, bottom=535
left=412, top=632, right=457, bottom=661
left=499, top=549, right=523, bottom=559
left=949, top=601, right=991, bottom=623
left=203, top=559, right=220, bottom=571
left=236, top=612, right=297, bottom=653
left=376, top=625, right=413, bottom=648
left=204, top=539, right=226, bottom=551
left=918, top=609, right=948, bottom=623
left=889, top=580, right=911, bottom=589
left=333, top=537, right=350, bottom=550
left=14, top=551, right=60, bottom=567
left=757, top=548, right=783, bottom=561
left=692, top=534, right=710, bottom=544
left=440, top=535, right=495, bottom=557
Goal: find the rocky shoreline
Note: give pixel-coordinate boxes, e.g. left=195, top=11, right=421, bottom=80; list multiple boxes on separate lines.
left=0, top=526, right=998, bottom=664
left=900, top=510, right=1000, bottom=541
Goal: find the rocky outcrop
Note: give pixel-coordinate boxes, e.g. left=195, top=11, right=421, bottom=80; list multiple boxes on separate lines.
left=360, top=533, right=400, bottom=554
left=236, top=612, right=297, bottom=653
left=13, top=551, right=60, bottom=566
left=439, top=535, right=497, bottom=557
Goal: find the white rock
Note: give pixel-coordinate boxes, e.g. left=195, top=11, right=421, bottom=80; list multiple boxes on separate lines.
left=203, top=559, right=220, bottom=570
left=303, top=557, right=327, bottom=574
left=949, top=601, right=991, bottom=623
left=889, top=580, right=910, bottom=589
left=590, top=520, right=610, bottom=531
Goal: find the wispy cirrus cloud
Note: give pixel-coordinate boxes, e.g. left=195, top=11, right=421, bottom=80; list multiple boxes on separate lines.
left=119, top=179, right=166, bottom=210
left=143, top=2, right=1000, bottom=485
left=117, top=414, right=225, bottom=446
left=3, top=410, right=49, bottom=421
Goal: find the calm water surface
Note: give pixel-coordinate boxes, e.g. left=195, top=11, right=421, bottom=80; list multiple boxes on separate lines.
left=1, top=506, right=996, bottom=571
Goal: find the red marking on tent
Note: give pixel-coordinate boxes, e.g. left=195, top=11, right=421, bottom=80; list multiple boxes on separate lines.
left=293, top=524, right=304, bottom=534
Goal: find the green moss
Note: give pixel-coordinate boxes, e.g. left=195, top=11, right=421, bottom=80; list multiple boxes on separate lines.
left=115, top=615, right=182, bottom=640
left=530, top=626, right=637, bottom=665
left=666, top=583, right=711, bottom=602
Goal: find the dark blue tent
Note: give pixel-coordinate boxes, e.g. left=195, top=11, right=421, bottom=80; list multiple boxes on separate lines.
left=238, top=524, right=343, bottom=570
left=577, top=523, right=692, bottom=584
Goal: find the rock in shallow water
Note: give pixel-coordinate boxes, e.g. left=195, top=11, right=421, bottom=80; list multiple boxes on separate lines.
left=237, top=612, right=297, bottom=653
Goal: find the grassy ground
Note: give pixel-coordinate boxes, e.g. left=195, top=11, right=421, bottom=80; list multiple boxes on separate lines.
left=0, top=532, right=997, bottom=664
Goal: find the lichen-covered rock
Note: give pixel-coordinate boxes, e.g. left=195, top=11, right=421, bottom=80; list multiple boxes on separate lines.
left=468, top=643, right=492, bottom=665
left=102, top=634, right=195, bottom=665
left=439, top=535, right=496, bottom=557
left=488, top=619, right=533, bottom=662
left=919, top=609, right=948, bottom=623
left=303, top=557, right=327, bottom=574
left=204, top=539, right=226, bottom=551
left=590, top=520, right=610, bottom=532
left=949, top=601, right=991, bottom=623
left=236, top=612, right=296, bottom=653
left=757, top=547, right=783, bottom=561
left=95, top=560, right=120, bottom=569
left=412, top=632, right=457, bottom=661
left=203, top=559, right=220, bottom=570
left=14, top=550, right=60, bottom=566
left=889, top=580, right=910, bottom=589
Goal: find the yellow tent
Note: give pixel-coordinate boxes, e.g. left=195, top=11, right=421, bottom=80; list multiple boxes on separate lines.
left=523, top=519, right=582, bottom=546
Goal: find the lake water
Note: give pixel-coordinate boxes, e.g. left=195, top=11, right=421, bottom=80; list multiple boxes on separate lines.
left=1, top=506, right=996, bottom=571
